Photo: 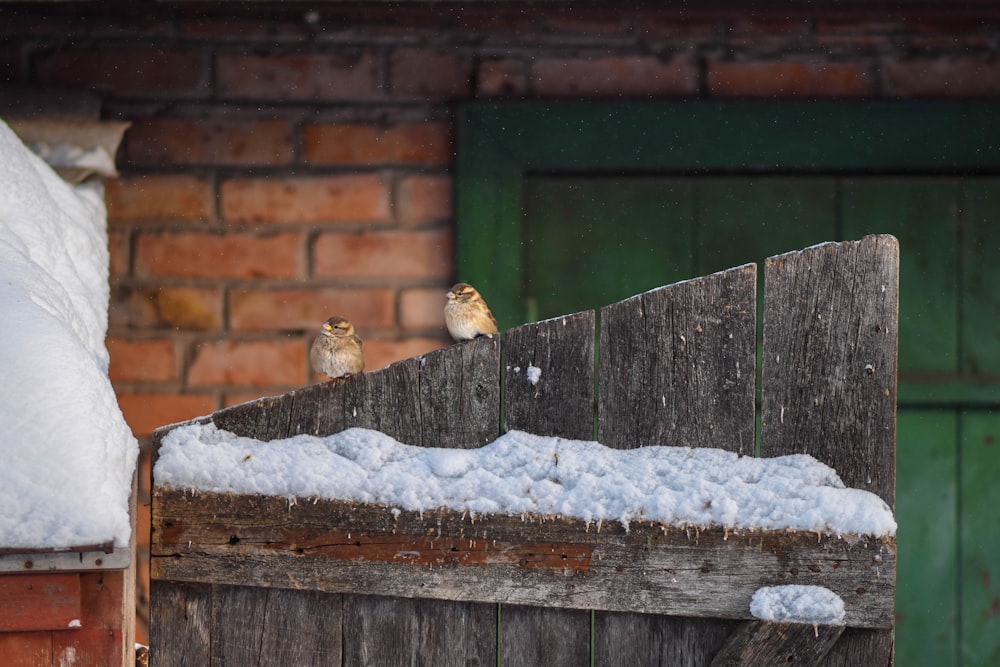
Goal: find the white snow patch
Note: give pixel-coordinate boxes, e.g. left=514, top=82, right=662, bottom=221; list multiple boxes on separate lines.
left=526, top=365, right=542, bottom=385
left=0, top=119, right=138, bottom=549
left=156, top=424, right=896, bottom=537
left=750, top=585, right=846, bottom=625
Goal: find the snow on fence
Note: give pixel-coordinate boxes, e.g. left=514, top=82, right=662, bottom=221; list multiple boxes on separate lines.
left=149, top=235, right=898, bottom=666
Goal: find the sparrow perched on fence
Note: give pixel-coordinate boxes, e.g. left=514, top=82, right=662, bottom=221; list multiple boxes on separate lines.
left=310, top=316, right=365, bottom=380
left=444, top=283, right=498, bottom=341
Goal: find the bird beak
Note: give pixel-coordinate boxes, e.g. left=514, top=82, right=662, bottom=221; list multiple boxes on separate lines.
left=323, top=324, right=333, bottom=331
left=447, top=291, right=456, bottom=300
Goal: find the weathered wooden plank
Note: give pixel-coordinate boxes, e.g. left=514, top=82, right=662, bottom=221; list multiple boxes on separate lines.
left=209, top=584, right=343, bottom=667
left=0, top=572, right=80, bottom=632
left=501, top=604, right=591, bottom=666
left=213, top=393, right=295, bottom=441
left=151, top=492, right=895, bottom=629
left=818, top=627, right=893, bottom=667
left=598, top=264, right=758, bottom=665
left=760, top=235, right=898, bottom=507
left=417, top=335, right=500, bottom=448
left=594, top=611, right=737, bottom=666
left=708, top=620, right=845, bottom=667
left=761, top=235, right=899, bottom=667
left=148, top=581, right=211, bottom=667
left=325, top=346, right=499, bottom=664
left=599, top=264, right=757, bottom=454
left=502, top=311, right=596, bottom=664
left=340, top=594, right=495, bottom=667
left=504, top=311, right=595, bottom=440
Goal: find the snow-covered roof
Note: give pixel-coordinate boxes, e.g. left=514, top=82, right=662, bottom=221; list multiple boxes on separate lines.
left=0, top=118, right=138, bottom=551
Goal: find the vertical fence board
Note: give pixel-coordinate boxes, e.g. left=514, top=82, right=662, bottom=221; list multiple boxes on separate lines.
left=596, top=265, right=757, bottom=666
left=339, top=343, right=500, bottom=666
left=599, top=264, right=757, bottom=454
left=761, top=235, right=898, bottom=667
left=149, top=581, right=211, bottom=667
left=208, top=585, right=342, bottom=667
left=417, top=335, right=501, bottom=448
left=504, top=311, right=596, bottom=440
left=213, top=394, right=295, bottom=441
left=760, top=235, right=898, bottom=506
left=501, top=312, right=596, bottom=665
left=342, top=594, right=496, bottom=667
left=594, top=611, right=738, bottom=666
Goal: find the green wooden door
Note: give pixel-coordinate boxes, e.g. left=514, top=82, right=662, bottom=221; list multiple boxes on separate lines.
left=457, top=102, right=1000, bottom=667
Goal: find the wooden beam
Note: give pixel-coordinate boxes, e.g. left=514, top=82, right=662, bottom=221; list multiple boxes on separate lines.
left=151, top=490, right=895, bottom=629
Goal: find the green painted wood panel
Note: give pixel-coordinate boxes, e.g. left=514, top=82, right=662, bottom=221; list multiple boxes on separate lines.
left=457, top=101, right=1000, bottom=667
left=522, top=177, right=695, bottom=322
left=960, top=410, right=1000, bottom=666
left=842, top=179, right=961, bottom=379
left=895, top=409, right=959, bottom=667
left=961, top=180, right=1000, bottom=376
left=696, top=178, right=837, bottom=277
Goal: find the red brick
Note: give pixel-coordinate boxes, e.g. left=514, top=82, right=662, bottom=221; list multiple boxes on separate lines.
left=230, top=288, right=395, bottom=331
left=107, top=338, right=177, bottom=383
left=135, top=231, right=302, bottom=280
left=110, top=286, right=224, bottom=331
left=187, top=339, right=306, bottom=387
left=106, top=175, right=214, bottom=222
left=727, top=18, right=812, bottom=34
left=476, top=59, right=529, bottom=97
left=635, top=18, right=717, bottom=38
left=532, top=55, right=696, bottom=97
left=362, top=337, right=451, bottom=371
left=117, top=392, right=217, bottom=436
left=708, top=60, right=870, bottom=97
left=313, top=229, right=452, bottom=279
left=108, top=229, right=129, bottom=279
left=397, top=175, right=452, bottom=225
left=542, top=10, right=628, bottom=35
left=390, top=50, right=470, bottom=99
left=881, top=58, right=1000, bottom=97
left=216, top=51, right=379, bottom=100
left=125, top=118, right=293, bottom=166
left=221, top=175, right=391, bottom=224
left=303, top=122, right=451, bottom=166
left=400, top=287, right=448, bottom=331
left=36, top=47, right=206, bottom=96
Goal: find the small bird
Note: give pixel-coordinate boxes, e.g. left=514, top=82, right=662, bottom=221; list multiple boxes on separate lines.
left=444, top=283, right=498, bottom=341
left=309, top=316, right=364, bottom=380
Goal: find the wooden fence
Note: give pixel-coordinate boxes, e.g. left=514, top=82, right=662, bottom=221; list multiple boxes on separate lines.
left=149, top=235, right=898, bottom=666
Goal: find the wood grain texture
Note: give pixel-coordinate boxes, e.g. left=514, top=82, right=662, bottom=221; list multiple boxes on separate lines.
left=761, top=235, right=898, bottom=667
left=211, top=584, right=343, bottom=667
left=761, top=235, right=898, bottom=507
left=149, top=581, right=211, bottom=667
left=599, top=264, right=757, bottom=454
left=342, top=595, right=495, bottom=667
left=594, top=611, right=738, bottom=667
left=502, top=311, right=596, bottom=664
left=416, top=335, right=500, bottom=448
left=708, top=620, right=845, bottom=667
left=597, top=265, right=758, bottom=666
left=151, top=491, right=895, bottom=629
left=503, top=311, right=596, bottom=440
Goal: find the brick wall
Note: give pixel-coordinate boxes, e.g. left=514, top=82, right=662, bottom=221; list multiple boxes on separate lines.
left=2, top=0, right=999, bottom=645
